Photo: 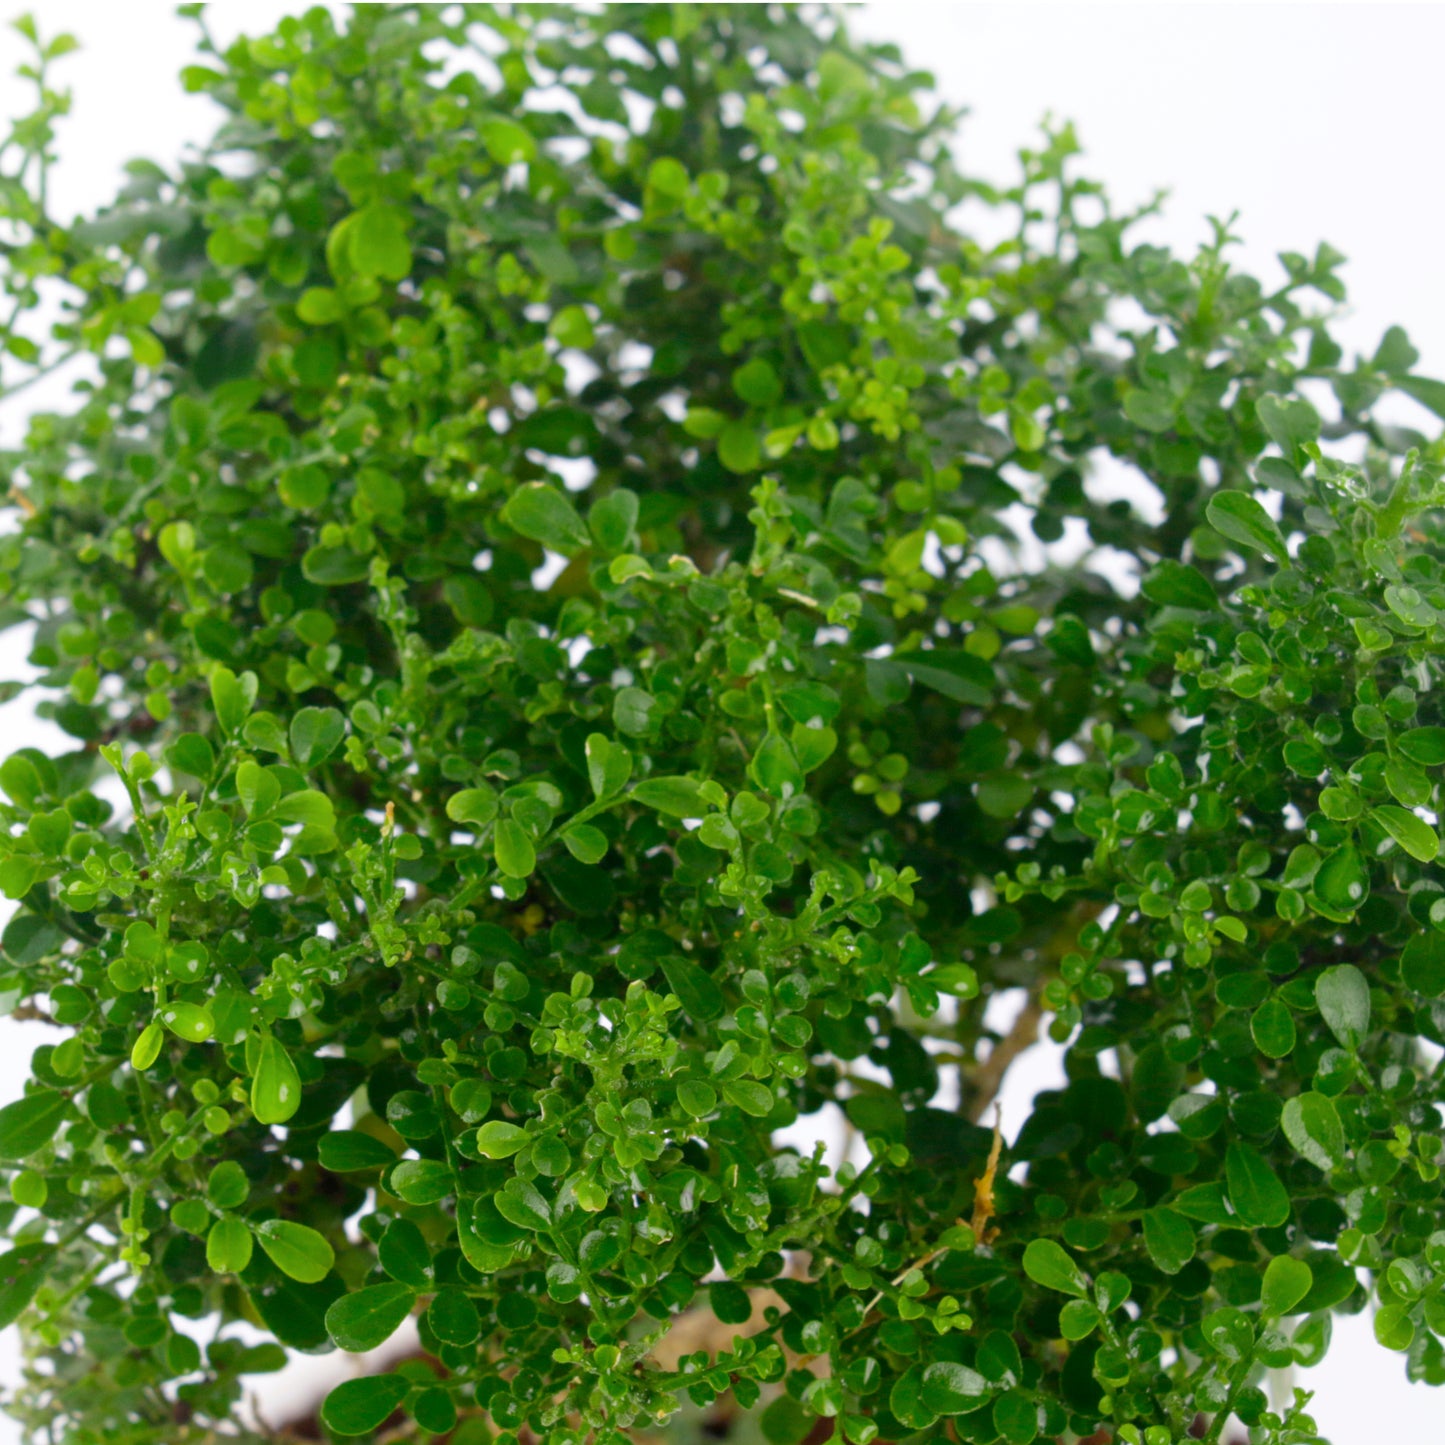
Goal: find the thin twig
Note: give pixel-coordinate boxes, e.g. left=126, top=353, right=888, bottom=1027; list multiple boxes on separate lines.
left=969, top=1108, right=1004, bottom=1241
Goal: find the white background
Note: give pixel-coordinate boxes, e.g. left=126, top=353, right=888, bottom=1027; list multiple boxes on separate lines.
left=1, top=3, right=1443, bottom=1439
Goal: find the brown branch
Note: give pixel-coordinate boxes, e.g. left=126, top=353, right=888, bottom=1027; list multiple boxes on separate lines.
left=966, top=993, right=1042, bottom=1124
left=9, top=1004, right=55, bottom=1024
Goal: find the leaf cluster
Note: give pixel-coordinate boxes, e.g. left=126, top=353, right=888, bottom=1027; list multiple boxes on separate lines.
left=1, top=5, right=1444, bottom=1444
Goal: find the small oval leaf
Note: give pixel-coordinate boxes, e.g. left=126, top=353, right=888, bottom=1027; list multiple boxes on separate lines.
left=1206, top=490, right=1287, bottom=560
left=320, top=1374, right=411, bottom=1437
left=1261, top=1255, right=1313, bottom=1318
left=325, top=1282, right=417, bottom=1353
left=251, top=1034, right=302, bottom=1126
left=1021, top=1239, right=1088, bottom=1298
left=0, top=1091, right=67, bottom=1162
left=206, top=1217, right=254, bottom=1275
left=254, top=1219, right=334, bottom=1283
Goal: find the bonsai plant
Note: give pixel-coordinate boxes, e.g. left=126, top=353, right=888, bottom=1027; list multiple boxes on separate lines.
left=0, top=4, right=1443, bottom=1442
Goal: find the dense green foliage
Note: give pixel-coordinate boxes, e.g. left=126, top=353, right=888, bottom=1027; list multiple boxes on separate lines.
left=2, top=4, right=1445, bottom=1442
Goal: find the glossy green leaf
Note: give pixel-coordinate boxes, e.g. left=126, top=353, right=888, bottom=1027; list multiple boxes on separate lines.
left=722, top=1080, right=774, bottom=1117
left=1383, top=583, right=1438, bottom=628
left=1058, top=1300, right=1100, bottom=1341
left=1206, top=491, right=1287, bottom=560
left=318, top=1131, right=397, bottom=1172
left=159, top=1001, right=213, bottom=1043
left=427, top=1286, right=480, bottom=1346
left=1249, top=998, right=1295, bottom=1059
left=412, top=1387, right=457, bottom=1435
left=1141, top=559, right=1217, bottom=610
left=0, top=1245, right=53, bottom=1328
left=1260, top=1255, right=1313, bottom=1317
left=130, top=1021, right=164, bottom=1072
left=250, top=1034, right=302, bottom=1125
left=320, top=1374, right=411, bottom=1437
left=445, top=785, right=499, bottom=828
left=992, top=1390, right=1041, bottom=1445
left=495, top=1179, right=551, bottom=1231
left=750, top=733, right=804, bottom=800
left=236, top=761, right=280, bottom=817
left=501, top=482, right=590, bottom=553
left=585, top=733, right=632, bottom=799
left=1398, top=726, right=1445, bottom=765
left=1225, top=1142, right=1290, bottom=1228
left=1256, top=394, right=1320, bottom=456
left=1311, top=844, right=1368, bottom=915
left=0, top=857, right=36, bottom=901
left=1281, top=1091, right=1344, bottom=1172
left=378, top=1217, right=433, bottom=1287
left=612, top=686, right=655, bottom=737
left=493, top=818, right=536, bottom=879
left=561, top=823, right=607, bottom=864
left=1374, top=1301, right=1415, bottom=1352
left=1021, top=1239, right=1088, bottom=1298
left=1372, top=805, right=1438, bottom=862
left=209, top=667, right=257, bottom=736
left=659, top=955, right=725, bottom=1022
left=1315, top=963, right=1370, bottom=1048
left=253, top=1219, right=334, bottom=1283
left=710, top=1280, right=753, bottom=1326
left=677, top=1080, right=717, bottom=1118
left=301, top=542, right=370, bottom=585
left=0, top=1092, right=67, bottom=1162
left=206, top=1161, right=249, bottom=1209
left=587, top=489, right=637, bottom=554
left=474, top=1120, right=528, bottom=1159
left=448, top=1079, right=493, bottom=1124
left=289, top=706, right=345, bottom=769
left=206, top=1218, right=254, bottom=1274
left=631, top=776, right=710, bottom=817
left=761, top=1395, right=815, bottom=1444
left=325, top=1282, right=416, bottom=1352
left=271, top=788, right=339, bottom=835
left=919, top=1361, right=991, bottom=1416
left=1142, top=1207, right=1195, bottom=1276
left=165, top=733, right=215, bottom=778
left=389, top=1159, right=453, bottom=1205
left=1401, top=931, right=1445, bottom=997
left=897, top=650, right=995, bottom=705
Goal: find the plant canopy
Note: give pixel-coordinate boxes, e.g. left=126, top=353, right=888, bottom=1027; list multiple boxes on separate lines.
left=1, top=5, right=1444, bottom=1443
